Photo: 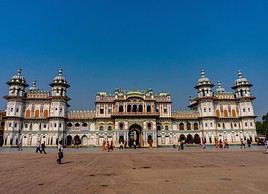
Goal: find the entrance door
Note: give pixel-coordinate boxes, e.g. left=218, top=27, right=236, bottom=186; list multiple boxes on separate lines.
left=128, top=124, right=142, bottom=147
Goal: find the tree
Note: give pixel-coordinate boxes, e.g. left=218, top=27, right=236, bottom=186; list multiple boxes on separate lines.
left=256, top=113, right=268, bottom=135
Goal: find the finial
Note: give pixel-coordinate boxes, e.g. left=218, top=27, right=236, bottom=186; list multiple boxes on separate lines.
left=237, top=70, right=243, bottom=78
left=58, top=68, right=63, bottom=76
left=32, top=80, right=37, bottom=87
left=17, top=68, right=22, bottom=75
left=201, top=69, right=205, bottom=78
left=217, top=81, right=222, bottom=87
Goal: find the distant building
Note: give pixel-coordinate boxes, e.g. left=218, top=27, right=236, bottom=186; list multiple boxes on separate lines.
left=2, top=69, right=257, bottom=147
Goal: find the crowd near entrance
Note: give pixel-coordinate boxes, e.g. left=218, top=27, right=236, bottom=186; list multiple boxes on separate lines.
left=128, top=124, right=142, bottom=147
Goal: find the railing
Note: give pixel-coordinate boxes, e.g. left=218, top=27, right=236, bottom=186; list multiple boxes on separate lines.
left=112, top=112, right=160, bottom=117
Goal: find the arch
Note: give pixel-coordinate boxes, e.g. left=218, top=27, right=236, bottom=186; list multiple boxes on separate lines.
left=119, top=123, right=124, bottom=130
left=138, top=105, right=143, bottom=112
left=193, top=123, right=198, bottom=130
left=165, top=125, right=169, bottom=130
left=224, top=110, right=228, bottom=117
left=157, top=124, right=162, bottom=131
left=82, top=122, right=88, bottom=127
left=66, top=135, right=72, bottom=145
left=108, top=126, right=112, bottom=130
left=44, top=110, right=49, bottom=118
left=127, top=105, right=131, bottom=112
left=216, top=109, right=220, bottom=117
left=75, top=123, right=80, bottom=127
left=133, top=105, right=137, bottom=112
left=232, top=109, right=237, bottom=117
left=67, top=123, right=73, bottom=127
left=179, top=134, right=186, bottom=141
left=74, top=135, right=81, bottom=145
left=187, top=122, right=191, bottom=130
left=179, top=123, right=184, bottom=130
left=34, top=110, right=40, bottom=118
left=147, top=122, right=152, bottom=130
left=128, top=124, right=142, bottom=147
left=119, top=105, right=124, bottom=112
left=193, top=134, right=201, bottom=144
left=99, top=126, right=104, bottom=131
left=186, top=134, right=193, bottom=144
left=25, top=110, right=31, bottom=118
left=81, top=135, right=88, bottom=146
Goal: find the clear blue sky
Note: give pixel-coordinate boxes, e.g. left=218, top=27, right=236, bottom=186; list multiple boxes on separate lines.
left=0, top=0, right=267, bottom=119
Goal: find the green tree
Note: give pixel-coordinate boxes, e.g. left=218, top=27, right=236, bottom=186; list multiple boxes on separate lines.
left=256, top=113, right=268, bottom=135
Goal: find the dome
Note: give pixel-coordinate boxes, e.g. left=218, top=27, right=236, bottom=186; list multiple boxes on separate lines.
left=50, top=68, right=70, bottom=88
left=232, top=71, right=252, bottom=89
left=29, top=81, right=39, bottom=91
left=195, top=70, right=214, bottom=89
left=215, top=81, right=225, bottom=93
left=7, top=68, right=28, bottom=87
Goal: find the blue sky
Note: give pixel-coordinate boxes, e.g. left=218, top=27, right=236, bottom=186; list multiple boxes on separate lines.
left=0, top=0, right=267, bottom=119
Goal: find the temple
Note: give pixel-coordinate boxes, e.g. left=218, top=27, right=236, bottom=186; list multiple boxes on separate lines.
left=2, top=69, right=257, bottom=147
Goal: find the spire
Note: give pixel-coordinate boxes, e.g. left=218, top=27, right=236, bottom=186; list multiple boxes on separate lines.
left=201, top=69, right=206, bottom=78
left=58, top=68, right=63, bottom=76
left=195, top=69, right=214, bottom=89
left=232, top=70, right=252, bottom=89
left=17, top=68, right=22, bottom=76
left=29, top=81, right=38, bottom=91
left=237, top=70, right=243, bottom=79
left=215, top=81, right=225, bottom=93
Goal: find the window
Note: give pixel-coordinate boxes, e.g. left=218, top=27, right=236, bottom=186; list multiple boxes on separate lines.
left=133, top=105, right=137, bottom=112
left=147, top=123, right=152, bottom=130
left=232, top=110, right=237, bottom=117
left=165, top=125, right=169, bottom=130
left=127, top=105, right=131, bottom=112
left=59, top=123, right=62, bottom=128
left=108, top=126, right=112, bottom=130
left=187, top=122, right=191, bottom=130
left=99, top=126, right=104, bottom=131
left=205, top=123, right=208, bottom=128
left=16, top=108, right=19, bottom=113
left=243, top=108, right=246, bottom=113
left=248, top=108, right=250, bottom=112
left=204, top=108, right=206, bottom=113
left=119, top=123, right=124, bottom=130
left=108, top=107, right=112, bottom=114
left=245, top=122, right=248, bottom=127
left=210, top=123, right=213, bottom=127
left=218, top=123, right=221, bottom=127
left=82, top=123, right=88, bottom=127
left=35, top=110, right=40, bottom=118
left=208, top=108, right=211, bottom=112
left=179, top=123, right=184, bottom=130
left=224, top=110, right=228, bottom=117
left=25, top=123, right=28, bottom=128
left=60, top=108, right=62, bottom=113
left=9, top=123, right=12, bottom=127
left=75, top=123, right=80, bottom=127
left=54, top=123, right=57, bottom=127
left=157, top=125, right=162, bottom=130
left=44, top=110, right=49, bottom=118
left=25, top=110, right=31, bottom=118
left=14, top=123, right=17, bottom=128
left=164, top=108, right=168, bottom=113
left=193, top=123, right=198, bottom=130
left=11, top=108, right=13, bottom=112
left=138, top=105, right=143, bottom=112
left=44, top=124, right=47, bottom=128
left=119, top=105, right=124, bottom=112
left=100, top=108, right=104, bottom=114
left=216, top=110, right=220, bottom=117
left=155, top=106, right=159, bottom=112
left=67, top=123, right=73, bottom=127
left=147, top=105, right=151, bottom=113
left=250, top=122, right=253, bottom=127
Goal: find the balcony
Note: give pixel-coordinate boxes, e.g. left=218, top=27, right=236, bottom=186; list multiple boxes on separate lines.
left=111, top=112, right=160, bottom=117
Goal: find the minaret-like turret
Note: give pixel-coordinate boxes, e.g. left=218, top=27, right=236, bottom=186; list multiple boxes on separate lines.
left=29, top=81, right=38, bottom=91
left=49, top=68, right=70, bottom=145
left=4, top=68, right=28, bottom=146
left=195, top=70, right=214, bottom=98
left=215, top=81, right=225, bottom=93
left=232, top=71, right=253, bottom=98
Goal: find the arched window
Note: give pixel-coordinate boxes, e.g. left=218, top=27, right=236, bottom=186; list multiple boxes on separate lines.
left=232, top=109, right=236, bottom=117
left=127, top=105, right=131, bottom=112
left=216, top=109, right=220, bottom=117
left=165, top=125, right=169, bottom=130
left=157, top=124, right=162, bottom=131
left=44, top=110, right=49, bottom=118
left=119, top=105, right=124, bottom=113
left=133, top=105, right=137, bottom=112
left=193, top=123, right=198, bottom=130
left=82, top=123, right=88, bottom=127
left=99, top=126, right=104, bottom=130
left=224, top=110, right=228, bottom=117
left=187, top=122, right=191, bottom=130
left=218, top=123, right=221, bottom=128
left=108, top=126, right=112, bottom=130
left=25, top=110, right=30, bottom=118
left=34, top=110, right=40, bottom=118
left=147, top=105, right=151, bottom=113
left=179, top=123, right=184, bottom=130
left=119, top=123, right=124, bottom=130
left=147, top=122, right=152, bottom=130
left=67, top=123, right=73, bottom=127
left=138, top=105, right=143, bottom=112
left=75, top=123, right=80, bottom=127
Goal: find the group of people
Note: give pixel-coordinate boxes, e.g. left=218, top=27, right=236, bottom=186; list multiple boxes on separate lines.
left=215, top=139, right=229, bottom=149
left=240, top=138, right=252, bottom=149
left=35, top=141, right=47, bottom=154
left=102, top=140, right=114, bottom=152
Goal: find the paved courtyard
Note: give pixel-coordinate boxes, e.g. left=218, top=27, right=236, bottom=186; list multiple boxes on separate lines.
left=0, top=147, right=267, bottom=194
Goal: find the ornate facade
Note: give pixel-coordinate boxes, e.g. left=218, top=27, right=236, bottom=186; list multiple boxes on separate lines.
left=3, top=69, right=257, bottom=147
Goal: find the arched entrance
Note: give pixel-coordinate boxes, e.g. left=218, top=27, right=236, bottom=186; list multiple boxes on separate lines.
left=193, top=134, right=201, bottom=144
left=128, top=124, right=142, bottom=147
left=66, top=135, right=72, bottom=146
left=74, top=135, right=81, bottom=145
left=186, top=134, right=193, bottom=144
left=81, top=135, right=88, bottom=146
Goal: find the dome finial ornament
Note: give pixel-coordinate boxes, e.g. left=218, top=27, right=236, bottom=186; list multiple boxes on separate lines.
left=237, top=70, right=243, bottom=79
left=58, top=68, right=63, bottom=76
left=17, top=68, right=22, bottom=76
left=201, top=69, right=205, bottom=78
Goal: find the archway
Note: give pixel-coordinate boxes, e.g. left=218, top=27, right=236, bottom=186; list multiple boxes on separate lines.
left=66, top=135, right=72, bottom=146
left=128, top=124, right=142, bottom=147
left=179, top=134, right=186, bottom=141
left=193, top=134, right=201, bottom=144
left=186, top=134, right=193, bottom=144
left=81, top=135, right=88, bottom=146
left=74, top=135, right=81, bottom=145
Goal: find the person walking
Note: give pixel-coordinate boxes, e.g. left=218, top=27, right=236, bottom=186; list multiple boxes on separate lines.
left=41, top=141, right=46, bottom=154
left=224, top=139, right=229, bottom=149
left=247, top=139, right=251, bottom=148
left=107, top=141, right=110, bottom=152
left=110, top=141, right=114, bottom=151
left=240, top=139, right=246, bottom=149
left=180, top=141, right=184, bottom=151
left=119, top=141, right=124, bottom=150
left=18, top=139, right=23, bottom=151
left=177, top=140, right=181, bottom=151
left=264, top=138, right=268, bottom=154
left=133, top=140, right=137, bottom=149
left=57, top=141, right=64, bottom=164
left=36, top=141, right=42, bottom=153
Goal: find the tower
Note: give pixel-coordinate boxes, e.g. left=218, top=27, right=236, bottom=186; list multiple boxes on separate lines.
left=232, top=71, right=256, bottom=139
left=215, top=81, right=225, bottom=93
left=4, top=69, right=28, bottom=146
left=49, top=69, right=70, bottom=145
